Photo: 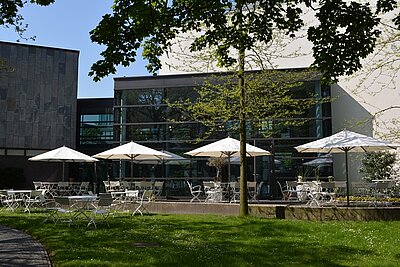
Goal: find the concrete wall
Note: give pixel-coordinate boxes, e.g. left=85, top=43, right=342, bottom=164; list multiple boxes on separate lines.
left=146, top=202, right=400, bottom=221
left=0, top=42, right=79, bottom=185
left=0, top=41, right=79, bottom=149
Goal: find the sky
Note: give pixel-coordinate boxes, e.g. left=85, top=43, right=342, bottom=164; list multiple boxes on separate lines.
left=1, top=0, right=150, bottom=98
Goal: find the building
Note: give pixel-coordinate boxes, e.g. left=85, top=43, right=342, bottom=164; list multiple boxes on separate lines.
left=113, top=72, right=333, bottom=198
left=158, top=17, right=400, bottom=184
left=0, top=41, right=79, bottom=188
left=76, top=97, right=115, bottom=189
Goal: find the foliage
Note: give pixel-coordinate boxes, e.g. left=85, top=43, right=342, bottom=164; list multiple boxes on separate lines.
left=88, top=0, right=398, bottom=216
left=0, top=0, right=55, bottom=40
left=167, top=69, right=325, bottom=140
left=207, top=157, right=228, bottom=182
left=360, top=151, right=396, bottom=182
left=89, top=0, right=397, bottom=83
left=2, top=212, right=400, bottom=266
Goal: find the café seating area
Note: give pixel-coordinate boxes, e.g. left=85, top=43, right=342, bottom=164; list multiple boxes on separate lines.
left=187, top=180, right=260, bottom=203
left=278, top=179, right=400, bottom=207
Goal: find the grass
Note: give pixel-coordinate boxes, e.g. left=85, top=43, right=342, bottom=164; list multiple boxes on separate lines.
left=1, top=210, right=400, bottom=266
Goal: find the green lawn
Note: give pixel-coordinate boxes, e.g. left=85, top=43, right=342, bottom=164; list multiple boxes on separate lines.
left=0, top=211, right=399, bottom=266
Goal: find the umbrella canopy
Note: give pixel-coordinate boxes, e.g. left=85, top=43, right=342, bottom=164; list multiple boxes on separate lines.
left=29, top=145, right=98, bottom=181
left=185, top=137, right=271, bottom=158
left=133, top=150, right=189, bottom=178
left=295, top=129, right=400, bottom=206
left=133, top=150, right=188, bottom=165
left=303, top=154, right=333, bottom=166
left=92, top=141, right=170, bottom=178
left=185, top=137, right=271, bottom=181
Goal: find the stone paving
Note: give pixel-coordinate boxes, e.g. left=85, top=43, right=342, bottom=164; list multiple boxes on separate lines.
left=0, top=225, right=51, bottom=267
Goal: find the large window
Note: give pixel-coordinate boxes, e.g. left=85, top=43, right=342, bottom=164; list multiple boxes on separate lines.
left=80, top=114, right=114, bottom=145
left=114, top=74, right=333, bottom=197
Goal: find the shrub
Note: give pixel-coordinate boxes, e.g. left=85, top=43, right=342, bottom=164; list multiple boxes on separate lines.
left=360, top=151, right=396, bottom=182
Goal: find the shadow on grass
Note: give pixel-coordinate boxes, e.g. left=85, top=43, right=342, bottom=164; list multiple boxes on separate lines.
left=0, top=211, right=394, bottom=266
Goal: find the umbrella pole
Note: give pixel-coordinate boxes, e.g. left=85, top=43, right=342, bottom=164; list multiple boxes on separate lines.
left=130, top=158, right=134, bottom=178
left=62, top=160, right=65, bottom=182
left=228, top=156, right=231, bottom=182
left=345, top=150, right=350, bottom=207
left=162, top=160, right=165, bottom=178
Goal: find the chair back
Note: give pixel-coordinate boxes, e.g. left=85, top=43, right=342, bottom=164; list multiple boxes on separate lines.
left=80, top=181, right=89, bottom=188
left=33, top=181, right=42, bottom=190
left=58, top=181, right=69, bottom=187
left=120, top=181, right=130, bottom=190
left=203, top=181, right=215, bottom=190
left=229, top=182, right=239, bottom=190
left=320, top=182, right=335, bottom=189
left=153, top=181, right=164, bottom=196
left=286, top=181, right=297, bottom=189
left=140, top=181, right=153, bottom=190
left=125, top=190, right=139, bottom=198
left=142, top=190, right=154, bottom=200
left=109, top=181, right=120, bottom=191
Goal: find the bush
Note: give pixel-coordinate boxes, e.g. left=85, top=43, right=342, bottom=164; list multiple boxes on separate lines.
left=360, top=151, right=396, bottom=182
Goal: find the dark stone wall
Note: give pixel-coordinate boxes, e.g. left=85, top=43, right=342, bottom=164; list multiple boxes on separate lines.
left=0, top=41, right=79, bottom=149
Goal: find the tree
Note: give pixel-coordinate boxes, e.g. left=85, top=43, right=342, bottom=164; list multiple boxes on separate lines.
left=0, top=0, right=55, bottom=40
left=89, top=0, right=397, bottom=216
left=207, top=157, right=228, bottom=182
left=360, top=151, right=396, bottom=182
left=343, top=12, right=400, bottom=141
left=167, top=69, right=322, bottom=140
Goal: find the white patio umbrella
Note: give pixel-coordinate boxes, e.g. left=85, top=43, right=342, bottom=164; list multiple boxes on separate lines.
left=92, top=141, right=170, bottom=178
left=303, top=154, right=333, bottom=166
left=295, top=129, right=400, bottom=206
left=185, top=137, right=271, bottom=181
left=133, top=150, right=188, bottom=165
left=29, top=145, right=98, bottom=181
left=133, top=150, right=189, bottom=177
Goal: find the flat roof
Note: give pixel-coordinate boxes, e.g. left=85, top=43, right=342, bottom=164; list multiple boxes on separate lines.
left=0, top=41, right=79, bottom=54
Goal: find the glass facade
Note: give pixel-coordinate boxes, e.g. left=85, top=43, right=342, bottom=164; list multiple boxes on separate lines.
left=76, top=98, right=115, bottom=192
left=114, top=73, right=333, bottom=198
left=79, top=114, right=114, bottom=145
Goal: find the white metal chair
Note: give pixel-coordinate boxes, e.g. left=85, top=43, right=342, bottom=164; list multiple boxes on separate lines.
left=25, top=189, right=50, bottom=213
left=109, top=181, right=120, bottom=192
left=204, top=182, right=222, bottom=202
left=229, top=182, right=240, bottom=203
left=133, top=190, right=154, bottom=216
left=153, top=181, right=164, bottom=198
left=319, top=182, right=336, bottom=206
left=88, top=194, right=114, bottom=228
left=77, top=182, right=90, bottom=195
left=33, top=181, right=42, bottom=190
left=103, top=181, right=111, bottom=192
left=277, top=181, right=298, bottom=201
left=371, top=181, right=393, bottom=205
left=57, top=182, right=71, bottom=196
left=247, top=181, right=258, bottom=202
left=53, top=197, right=79, bottom=226
left=0, top=190, right=18, bottom=212
left=119, top=190, right=139, bottom=211
left=186, top=181, right=202, bottom=202
left=333, top=181, right=347, bottom=197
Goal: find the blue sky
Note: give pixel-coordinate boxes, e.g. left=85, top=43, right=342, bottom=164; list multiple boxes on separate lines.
left=1, top=0, right=150, bottom=98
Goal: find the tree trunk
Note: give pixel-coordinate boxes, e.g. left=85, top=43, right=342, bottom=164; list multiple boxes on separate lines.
left=238, top=47, right=248, bottom=216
